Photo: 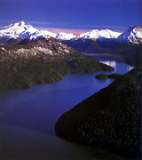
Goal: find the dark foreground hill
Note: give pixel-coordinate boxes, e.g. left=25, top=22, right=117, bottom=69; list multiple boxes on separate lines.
left=55, top=69, right=142, bottom=159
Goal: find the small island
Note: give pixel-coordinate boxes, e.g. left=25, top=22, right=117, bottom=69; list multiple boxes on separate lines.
left=96, top=73, right=123, bottom=80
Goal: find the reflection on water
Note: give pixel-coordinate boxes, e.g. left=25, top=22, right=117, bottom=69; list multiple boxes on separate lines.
left=100, top=60, right=134, bottom=73
left=0, top=58, right=132, bottom=160
left=101, top=61, right=117, bottom=70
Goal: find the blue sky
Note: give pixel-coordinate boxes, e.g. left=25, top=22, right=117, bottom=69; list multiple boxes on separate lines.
left=0, top=0, right=141, bottom=31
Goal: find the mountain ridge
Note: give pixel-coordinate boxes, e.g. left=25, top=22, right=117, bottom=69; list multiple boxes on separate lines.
left=0, top=21, right=123, bottom=42
left=118, top=26, right=142, bottom=44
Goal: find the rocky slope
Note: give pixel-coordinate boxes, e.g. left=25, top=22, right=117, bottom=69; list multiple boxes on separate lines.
left=55, top=69, right=142, bottom=159
left=0, top=37, right=112, bottom=90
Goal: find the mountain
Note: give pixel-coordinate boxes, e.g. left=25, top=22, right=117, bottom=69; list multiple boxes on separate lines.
left=0, top=21, right=57, bottom=43
left=118, top=26, right=142, bottom=44
left=56, top=32, right=76, bottom=40
left=61, top=29, right=122, bottom=53
left=1, top=22, right=142, bottom=46
left=0, top=21, right=122, bottom=44
left=0, top=37, right=112, bottom=89
left=0, top=21, right=38, bottom=39
left=79, top=29, right=121, bottom=39
left=0, top=21, right=77, bottom=43
left=1, top=21, right=141, bottom=58
left=62, top=27, right=142, bottom=55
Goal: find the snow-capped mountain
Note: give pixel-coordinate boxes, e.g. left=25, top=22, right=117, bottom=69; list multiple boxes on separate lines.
left=79, top=29, right=121, bottom=39
left=0, top=21, right=57, bottom=41
left=0, top=21, right=77, bottom=42
left=118, top=26, right=142, bottom=44
left=0, top=21, right=37, bottom=39
left=1, top=21, right=142, bottom=46
left=0, top=21, right=122, bottom=43
left=56, top=32, right=76, bottom=40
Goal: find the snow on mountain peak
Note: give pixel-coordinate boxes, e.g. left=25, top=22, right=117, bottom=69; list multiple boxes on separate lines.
left=0, top=21, right=59, bottom=41
left=10, top=21, right=27, bottom=27
left=56, top=32, right=77, bottom=40
left=0, top=21, right=38, bottom=40
left=0, top=21, right=77, bottom=41
left=79, top=29, right=121, bottom=39
left=118, top=26, right=142, bottom=44
left=1, top=21, right=141, bottom=45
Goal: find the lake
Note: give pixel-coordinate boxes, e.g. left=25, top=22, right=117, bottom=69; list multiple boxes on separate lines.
left=0, top=56, right=132, bottom=160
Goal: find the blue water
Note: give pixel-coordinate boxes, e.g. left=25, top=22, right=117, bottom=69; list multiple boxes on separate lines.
left=0, top=60, right=132, bottom=135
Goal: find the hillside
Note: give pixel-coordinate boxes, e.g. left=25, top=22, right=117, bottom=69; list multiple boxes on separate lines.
left=0, top=38, right=112, bottom=90
left=55, top=69, right=142, bottom=159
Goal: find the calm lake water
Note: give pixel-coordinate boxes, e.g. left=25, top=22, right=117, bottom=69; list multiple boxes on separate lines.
left=0, top=57, right=132, bottom=160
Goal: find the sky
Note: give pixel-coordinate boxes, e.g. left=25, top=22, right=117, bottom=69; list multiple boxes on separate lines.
left=0, top=0, right=141, bottom=31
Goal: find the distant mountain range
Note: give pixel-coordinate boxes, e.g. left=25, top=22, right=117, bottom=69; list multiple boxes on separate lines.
left=0, top=21, right=76, bottom=43
left=61, top=26, right=142, bottom=55
left=0, top=21, right=142, bottom=45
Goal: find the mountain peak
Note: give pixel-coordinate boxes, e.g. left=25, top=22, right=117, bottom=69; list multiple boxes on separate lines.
left=0, top=21, right=77, bottom=42
left=56, top=32, right=77, bottom=40
left=8, top=21, right=31, bottom=29
left=0, top=21, right=141, bottom=45
left=118, top=25, right=142, bottom=44
left=79, top=29, right=121, bottom=39
left=13, top=21, right=26, bottom=26
left=0, top=21, right=51, bottom=41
